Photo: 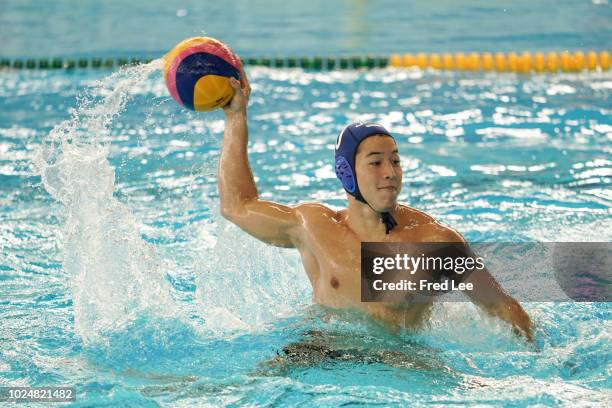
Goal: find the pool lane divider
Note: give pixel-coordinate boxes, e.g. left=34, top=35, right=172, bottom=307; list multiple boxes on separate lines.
left=389, top=51, right=611, bottom=73
left=0, top=51, right=610, bottom=72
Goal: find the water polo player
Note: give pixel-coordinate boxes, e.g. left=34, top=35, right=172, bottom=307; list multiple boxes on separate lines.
left=218, top=73, right=533, bottom=341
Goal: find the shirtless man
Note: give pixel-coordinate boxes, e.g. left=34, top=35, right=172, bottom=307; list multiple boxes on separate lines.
left=219, top=73, right=533, bottom=342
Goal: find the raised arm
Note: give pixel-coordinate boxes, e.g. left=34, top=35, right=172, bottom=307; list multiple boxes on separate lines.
left=218, top=73, right=302, bottom=248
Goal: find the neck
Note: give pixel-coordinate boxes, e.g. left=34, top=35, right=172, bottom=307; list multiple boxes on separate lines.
left=344, top=197, right=398, bottom=240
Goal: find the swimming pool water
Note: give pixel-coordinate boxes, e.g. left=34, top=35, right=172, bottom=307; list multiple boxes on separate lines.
left=2, top=0, right=611, bottom=59
left=1, top=59, right=610, bottom=406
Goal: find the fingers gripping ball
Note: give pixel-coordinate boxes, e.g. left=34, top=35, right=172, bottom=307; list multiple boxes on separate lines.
left=164, top=37, right=243, bottom=111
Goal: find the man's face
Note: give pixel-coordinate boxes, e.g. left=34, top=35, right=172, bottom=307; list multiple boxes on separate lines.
left=354, top=135, right=402, bottom=212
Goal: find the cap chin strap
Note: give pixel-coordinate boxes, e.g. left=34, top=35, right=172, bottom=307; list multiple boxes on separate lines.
left=355, top=192, right=398, bottom=235
left=380, top=212, right=399, bottom=234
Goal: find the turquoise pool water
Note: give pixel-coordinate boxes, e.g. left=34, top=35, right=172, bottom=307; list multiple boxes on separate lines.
left=2, top=1, right=612, bottom=406
left=1, top=60, right=611, bottom=406
left=1, top=0, right=611, bottom=58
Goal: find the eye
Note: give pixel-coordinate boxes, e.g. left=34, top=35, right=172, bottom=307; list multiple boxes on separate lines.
left=369, top=161, right=381, bottom=166
left=393, top=159, right=401, bottom=165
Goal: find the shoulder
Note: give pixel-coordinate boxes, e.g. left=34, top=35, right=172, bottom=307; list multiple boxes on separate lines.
left=294, top=202, right=339, bottom=220
left=289, top=203, right=344, bottom=247
left=396, top=204, right=436, bottom=224
left=396, top=205, right=465, bottom=242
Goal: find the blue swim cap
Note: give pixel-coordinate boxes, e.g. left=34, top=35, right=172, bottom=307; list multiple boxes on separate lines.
left=334, top=122, right=394, bottom=201
left=334, top=122, right=398, bottom=234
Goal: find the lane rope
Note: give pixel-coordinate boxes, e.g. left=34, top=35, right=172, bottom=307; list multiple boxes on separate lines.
left=0, top=51, right=609, bottom=72
left=389, top=51, right=611, bottom=73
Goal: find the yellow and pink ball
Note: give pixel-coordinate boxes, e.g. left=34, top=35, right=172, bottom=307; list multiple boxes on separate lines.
left=163, top=37, right=243, bottom=112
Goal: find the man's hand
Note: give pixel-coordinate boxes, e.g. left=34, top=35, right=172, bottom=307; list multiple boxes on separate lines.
left=224, top=65, right=251, bottom=115
left=490, top=299, right=534, bottom=342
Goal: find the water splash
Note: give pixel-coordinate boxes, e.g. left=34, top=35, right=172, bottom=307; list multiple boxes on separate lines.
left=195, top=219, right=310, bottom=334
left=32, top=60, right=179, bottom=345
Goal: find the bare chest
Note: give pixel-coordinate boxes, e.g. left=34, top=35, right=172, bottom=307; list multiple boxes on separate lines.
left=294, top=212, right=444, bottom=327
left=297, top=228, right=361, bottom=307
left=297, top=219, right=433, bottom=306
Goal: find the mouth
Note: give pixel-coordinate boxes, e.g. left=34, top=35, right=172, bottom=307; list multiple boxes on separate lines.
left=378, top=186, right=397, bottom=191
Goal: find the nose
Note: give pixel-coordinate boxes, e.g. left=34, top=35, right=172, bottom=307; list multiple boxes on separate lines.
left=381, top=161, right=397, bottom=180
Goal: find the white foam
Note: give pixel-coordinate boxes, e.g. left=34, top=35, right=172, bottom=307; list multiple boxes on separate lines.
left=32, top=60, right=180, bottom=345
left=195, top=215, right=310, bottom=336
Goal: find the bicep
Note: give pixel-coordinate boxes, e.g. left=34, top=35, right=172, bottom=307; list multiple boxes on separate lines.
left=223, top=199, right=302, bottom=248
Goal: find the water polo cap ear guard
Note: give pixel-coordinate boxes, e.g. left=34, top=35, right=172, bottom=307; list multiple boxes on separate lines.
left=334, top=122, right=398, bottom=234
